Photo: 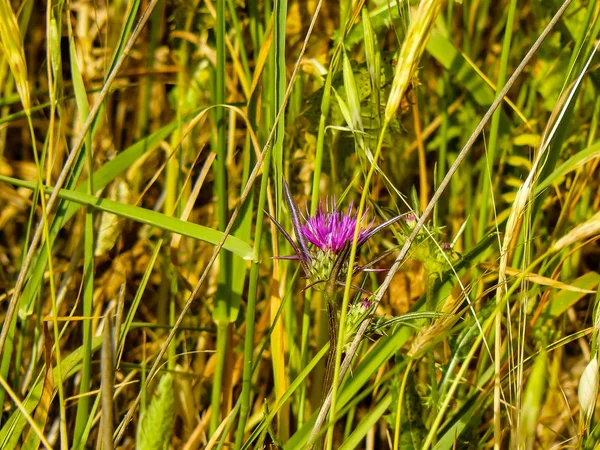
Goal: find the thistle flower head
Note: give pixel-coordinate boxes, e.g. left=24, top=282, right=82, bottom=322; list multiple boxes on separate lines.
left=267, top=180, right=405, bottom=293
left=300, top=200, right=373, bottom=253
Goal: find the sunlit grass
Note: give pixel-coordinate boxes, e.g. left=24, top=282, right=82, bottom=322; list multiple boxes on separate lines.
left=0, top=0, right=599, bottom=449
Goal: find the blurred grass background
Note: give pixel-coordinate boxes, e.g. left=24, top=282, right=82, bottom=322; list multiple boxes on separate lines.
left=0, top=0, right=599, bottom=448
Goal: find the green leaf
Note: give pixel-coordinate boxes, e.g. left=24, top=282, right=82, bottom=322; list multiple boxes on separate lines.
left=547, top=272, right=600, bottom=318
left=0, top=175, right=254, bottom=261
left=0, top=338, right=103, bottom=448
left=535, top=141, right=600, bottom=194
left=338, top=393, right=392, bottom=450
left=136, top=373, right=174, bottom=450
left=19, top=114, right=198, bottom=317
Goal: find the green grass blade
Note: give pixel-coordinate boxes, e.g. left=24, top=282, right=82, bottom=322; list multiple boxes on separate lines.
left=0, top=175, right=254, bottom=260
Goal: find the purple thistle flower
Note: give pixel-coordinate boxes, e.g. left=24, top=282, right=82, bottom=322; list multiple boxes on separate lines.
left=300, top=200, right=373, bottom=253
left=267, top=179, right=406, bottom=291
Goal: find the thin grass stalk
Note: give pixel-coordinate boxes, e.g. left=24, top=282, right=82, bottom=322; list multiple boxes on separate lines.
left=310, top=1, right=573, bottom=444
left=247, top=0, right=262, bottom=50
left=514, top=200, right=534, bottom=445
left=324, top=1, right=444, bottom=447
left=0, top=0, right=161, bottom=358
left=270, top=0, right=291, bottom=440
left=70, top=8, right=96, bottom=444
left=73, top=158, right=95, bottom=449
left=322, top=129, right=388, bottom=450
left=210, top=0, right=231, bottom=435
left=436, top=0, right=453, bottom=194
left=422, top=247, right=552, bottom=449
left=232, top=0, right=263, bottom=444
left=530, top=23, right=599, bottom=228
left=233, top=147, right=273, bottom=450
left=476, top=0, right=517, bottom=242
left=28, top=120, right=68, bottom=448
left=114, top=1, right=323, bottom=438
left=166, top=0, right=198, bottom=374
left=552, top=4, right=600, bottom=239
left=226, top=0, right=251, bottom=83
left=310, top=53, right=338, bottom=210
left=12, top=317, right=24, bottom=394
left=10, top=53, right=40, bottom=408
left=425, top=273, right=439, bottom=420
left=211, top=323, right=229, bottom=434
left=137, top=3, right=163, bottom=138
left=413, top=101, right=428, bottom=213
left=392, top=359, right=414, bottom=450
left=313, top=290, right=339, bottom=450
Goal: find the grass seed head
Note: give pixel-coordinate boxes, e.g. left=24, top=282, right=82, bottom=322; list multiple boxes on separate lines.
left=0, top=0, right=31, bottom=112
left=552, top=211, right=600, bottom=252
left=384, top=0, right=444, bottom=123
left=578, top=357, right=599, bottom=421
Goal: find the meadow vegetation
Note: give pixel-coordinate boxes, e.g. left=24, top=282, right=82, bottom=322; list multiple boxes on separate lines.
left=0, top=0, right=599, bottom=448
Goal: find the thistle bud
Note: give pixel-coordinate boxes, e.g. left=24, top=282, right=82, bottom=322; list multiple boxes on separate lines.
left=404, top=212, right=417, bottom=229
left=578, top=357, right=599, bottom=420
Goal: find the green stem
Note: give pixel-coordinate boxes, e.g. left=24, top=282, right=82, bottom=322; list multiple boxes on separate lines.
left=297, top=289, right=312, bottom=425
left=425, top=273, right=439, bottom=427
left=393, top=360, right=414, bottom=450
left=325, top=126, right=388, bottom=450
left=74, top=118, right=95, bottom=446
left=233, top=145, right=272, bottom=449
left=322, top=293, right=339, bottom=403
left=211, top=322, right=229, bottom=434
left=211, top=0, right=231, bottom=436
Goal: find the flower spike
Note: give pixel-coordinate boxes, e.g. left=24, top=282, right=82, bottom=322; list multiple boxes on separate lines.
left=263, top=210, right=302, bottom=256
left=357, top=213, right=407, bottom=248
left=264, top=209, right=311, bottom=274
left=282, top=179, right=312, bottom=262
